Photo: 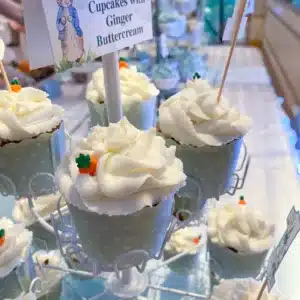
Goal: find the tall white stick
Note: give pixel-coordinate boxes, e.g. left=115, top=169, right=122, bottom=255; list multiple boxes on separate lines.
left=102, top=52, right=123, bottom=123
left=216, top=0, right=247, bottom=103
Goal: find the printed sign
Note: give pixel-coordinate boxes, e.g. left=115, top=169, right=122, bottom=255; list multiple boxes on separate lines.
left=266, top=206, right=300, bottom=291
left=24, top=0, right=153, bottom=71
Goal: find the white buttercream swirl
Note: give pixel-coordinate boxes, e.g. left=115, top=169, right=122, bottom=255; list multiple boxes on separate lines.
left=165, top=226, right=203, bottom=255
left=33, top=250, right=65, bottom=286
left=159, top=79, right=252, bottom=147
left=208, top=204, right=275, bottom=254
left=0, top=217, right=33, bottom=278
left=56, top=117, right=186, bottom=216
left=0, top=87, right=64, bottom=143
left=13, top=193, right=67, bottom=227
left=86, top=66, right=159, bottom=104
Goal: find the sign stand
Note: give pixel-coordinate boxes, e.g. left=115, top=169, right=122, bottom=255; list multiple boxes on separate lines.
left=102, top=52, right=122, bottom=123
left=256, top=206, right=300, bottom=300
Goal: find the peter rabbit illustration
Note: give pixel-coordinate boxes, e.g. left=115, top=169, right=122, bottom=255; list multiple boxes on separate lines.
left=56, top=0, right=84, bottom=63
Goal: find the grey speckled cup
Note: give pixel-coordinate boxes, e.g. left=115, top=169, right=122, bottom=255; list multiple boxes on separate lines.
left=0, top=123, right=65, bottom=198
left=164, top=137, right=243, bottom=199
left=209, top=240, right=268, bottom=279
left=67, top=195, right=174, bottom=271
left=88, top=97, right=157, bottom=130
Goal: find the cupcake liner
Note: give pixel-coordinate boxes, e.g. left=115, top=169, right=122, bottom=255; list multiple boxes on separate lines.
left=0, top=253, right=36, bottom=299
left=175, top=0, right=197, bottom=15
left=67, top=195, right=174, bottom=270
left=153, top=78, right=179, bottom=91
left=88, top=97, right=157, bottom=130
left=0, top=268, right=23, bottom=299
left=164, top=137, right=243, bottom=199
left=28, top=222, right=58, bottom=250
left=163, top=250, right=199, bottom=274
left=0, top=123, right=65, bottom=198
left=209, top=240, right=269, bottom=279
left=159, top=18, right=187, bottom=38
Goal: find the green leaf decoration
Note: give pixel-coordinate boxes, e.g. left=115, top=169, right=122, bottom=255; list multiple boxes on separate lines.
left=76, top=154, right=91, bottom=169
left=10, top=78, right=20, bottom=85
left=0, top=229, right=5, bottom=238
left=193, top=72, right=201, bottom=80
left=119, top=57, right=127, bottom=62
left=43, top=259, right=49, bottom=265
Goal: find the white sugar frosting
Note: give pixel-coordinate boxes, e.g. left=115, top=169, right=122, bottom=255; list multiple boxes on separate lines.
left=13, top=193, right=67, bottom=227
left=0, top=217, right=33, bottom=278
left=86, top=66, right=159, bottom=104
left=159, top=79, right=252, bottom=147
left=33, top=250, right=65, bottom=287
left=208, top=204, right=275, bottom=254
left=0, top=87, right=64, bottom=143
left=56, top=117, right=186, bottom=216
left=165, top=226, right=203, bottom=255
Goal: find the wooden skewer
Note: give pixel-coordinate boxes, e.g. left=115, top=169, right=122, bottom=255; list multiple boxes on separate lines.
left=0, top=61, right=12, bottom=92
left=255, top=278, right=268, bottom=300
left=216, top=0, right=247, bottom=103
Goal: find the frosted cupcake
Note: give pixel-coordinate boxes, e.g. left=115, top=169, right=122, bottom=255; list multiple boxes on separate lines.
left=158, top=78, right=252, bottom=199
left=33, top=250, right=66, bottom=300
left=55, top=117, right=186, bottom=270
left=175, top=0, right=197, bottom=15
left=208, top=201, right=275, bottom=279
left=152, top=62, right=180, bottom=92
left=179, top=51, right=207, bottom=82
left=212, top=278, right=282, bottom=299
left=164, top=226, right=204, bottom=273
left=159, top=11, right=187, bottom=38
left=13, top=194, right=67, bottom=249
left=86, top=64, right=159, bottom=130
left=0, top=217, right=33, bottom=299
left=0, top=85, right=65, bottom=197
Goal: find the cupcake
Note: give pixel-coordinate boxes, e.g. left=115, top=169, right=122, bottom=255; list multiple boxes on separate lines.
left=158, top=78, right=252, bottom=199
left=55, top=117, right=186, bottom=270
left=175, top=0, right=197, bottom=15
left=86, top=65, right=159, bottom=130
left=152, top=62, right=180, bottom=92
left=208, top=201, right=275, bottom=279
left=33, top=250, right=66, bottom=300
left=159, top=11, right=187, bottom=38
left=0, top=217, right=33, bottom=299
left=12, top=193, right=67, bottom=249
left=212, top=278, right=282, bottom=299
left=164, top=226, right=204, bottom=273
left=179, top=51, right=207, bottom=82
left=0, top=86, right=65, bottom=197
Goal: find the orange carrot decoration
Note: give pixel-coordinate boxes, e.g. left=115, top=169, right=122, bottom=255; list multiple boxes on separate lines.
left=119, top=57, right=129, bottom=69
left=193, top=236, right=201, bottom=245
left=75, top=154, right=99, bottom=176
left=10, top=78, right=22, bottom=92
left=239, top=195, right=246, bottom=205
left=0, top=229, right=5, bottom=246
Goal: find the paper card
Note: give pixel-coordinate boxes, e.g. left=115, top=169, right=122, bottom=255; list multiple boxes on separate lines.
left=32, top=0, right=153, bottom=71
left=266, top=206, right=300, bottom=291
left=222, top=16, right=248, bottom=42
left=23, top=0, right=55, bottom=69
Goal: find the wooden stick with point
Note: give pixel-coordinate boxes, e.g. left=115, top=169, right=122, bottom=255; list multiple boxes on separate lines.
left=255, top=278, right=268, bottom=300
left=0, top=39, right=12, bottom=92
left=216, top=0, right=247, bottom=103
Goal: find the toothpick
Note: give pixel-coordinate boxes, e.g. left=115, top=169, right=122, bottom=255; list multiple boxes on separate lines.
left=0, top=39, right=12, bottom=92
left=0, top=61, right=12, bottom=92
left=255, top=278, right=267, bottom=300
left=216, top=0, right=247, bottom=103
